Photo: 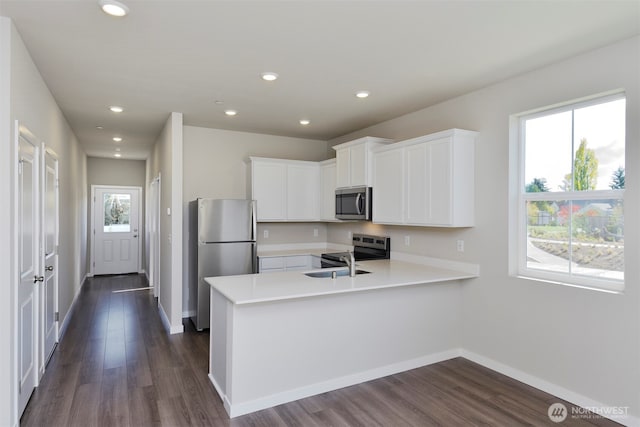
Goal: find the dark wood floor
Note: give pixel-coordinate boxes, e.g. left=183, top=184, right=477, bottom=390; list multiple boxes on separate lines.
left=21, top=274, right=620, bottom=427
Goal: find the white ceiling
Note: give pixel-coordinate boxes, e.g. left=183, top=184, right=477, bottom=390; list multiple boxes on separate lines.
left=1, top=0, right=639, bottom=160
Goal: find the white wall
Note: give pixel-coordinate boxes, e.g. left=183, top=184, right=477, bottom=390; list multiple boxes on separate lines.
left=86, top=157, right=147, bottom=273
left=1, top=17, right=88, bottom=425
left=328, top=36, right=640, bottom=418
left=181, top=126, right=329, bottom=314
left=146, top=112, right=184, bottom=334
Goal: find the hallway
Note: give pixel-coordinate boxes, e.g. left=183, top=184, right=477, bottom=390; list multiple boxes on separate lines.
left=20, top=274, right=228, bottom=426
left=21, top=275, right=619, bottom=427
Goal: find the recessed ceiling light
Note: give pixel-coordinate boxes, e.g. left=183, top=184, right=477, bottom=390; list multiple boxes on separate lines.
left=113, top=137, right=123, bottom=142
left=355, top=91, right=370, bottom=99
left=99, top=0, right=129, bottom=17
left=299, top=119, right=310, bottom=126
left=214, top=100, right=224, bottom=105
left=109, top=106, right=124, bottom=113
left=261, top=72, right=279, bottom=82
left=96, top=126, right=104, bottom=130
left=115, top=147, right=121, bottom=152
left=225, top=110, right=237, bottom=116
left=114, top=153, right=122, bottom=158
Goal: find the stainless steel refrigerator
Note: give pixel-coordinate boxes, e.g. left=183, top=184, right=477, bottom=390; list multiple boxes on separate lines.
left=189, top=198, right=257, bottom=330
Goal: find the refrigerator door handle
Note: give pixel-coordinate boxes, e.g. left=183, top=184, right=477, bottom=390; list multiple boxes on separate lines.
left=252, top=243, right=258, bottom=273
left=251, top=201, right=257, bottom=241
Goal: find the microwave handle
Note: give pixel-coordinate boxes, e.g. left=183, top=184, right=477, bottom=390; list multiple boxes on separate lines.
left=355, top=193, right=363, bottom=215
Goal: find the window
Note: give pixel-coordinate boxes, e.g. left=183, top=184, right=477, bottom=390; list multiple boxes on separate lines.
left=512, top=93, right=625, bottom=292
left=103, top=193, right=131, bottom=233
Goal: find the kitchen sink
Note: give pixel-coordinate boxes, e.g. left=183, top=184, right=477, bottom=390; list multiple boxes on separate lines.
left=304, top=269, right=370, bottom=278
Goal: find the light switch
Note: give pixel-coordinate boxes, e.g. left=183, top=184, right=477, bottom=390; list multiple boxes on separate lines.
left=167, top=207, right=171, bottom=216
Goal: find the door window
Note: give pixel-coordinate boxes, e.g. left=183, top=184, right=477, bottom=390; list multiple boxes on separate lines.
left=103, top=193, right=131, bottom=233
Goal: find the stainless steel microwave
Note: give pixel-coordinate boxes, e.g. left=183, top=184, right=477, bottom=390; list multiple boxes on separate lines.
left=335, top=186, right=372, bottom=220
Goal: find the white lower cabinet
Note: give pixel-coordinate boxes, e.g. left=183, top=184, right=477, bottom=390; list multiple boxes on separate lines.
left=373, top=129, right=477, bottom=227
left=259, top=255, right=316, bottom=273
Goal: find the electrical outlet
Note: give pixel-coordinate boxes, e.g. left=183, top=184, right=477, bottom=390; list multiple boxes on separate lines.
left=263, top=229, right=269, bottom=239
left=348, top=230, right=352, bottom=239
left=404, top=235, right=411, bottom=246
left=457, top=240, right=464, bottom=252
left=313, top=228, right=319, bottom=237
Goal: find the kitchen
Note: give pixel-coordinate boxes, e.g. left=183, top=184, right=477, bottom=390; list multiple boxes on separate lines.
left=1, top=1, right=639, bottom=426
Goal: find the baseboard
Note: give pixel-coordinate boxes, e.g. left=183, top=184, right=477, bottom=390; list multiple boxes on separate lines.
left=158, top=302, right=184, bottom=335
left=222, top=348, right=462, bottom=418
left=461, top=350, right=639, bottom=427
left=182, top=309, right=196, bottom=318
left=58, top=274, right=88, bottom=339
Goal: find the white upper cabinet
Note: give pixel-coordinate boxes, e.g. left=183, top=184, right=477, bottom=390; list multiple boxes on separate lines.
left=372, top=148, right=404, bottom=224
left=250, top=157, right=320, bottom=222
left=333, top=137, right=393, bottom=188
left=373, top=129, right=477, bottom=227
left=251, top=159, right=287, bottom=221
left=319, top=159, right=337, bottom=221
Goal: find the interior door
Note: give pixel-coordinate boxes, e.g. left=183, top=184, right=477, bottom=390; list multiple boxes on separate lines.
left=93, top=186, right=140, bottom=275
left=41, top=146, right=59, bottom=371
left=17, top=125, right=39, bottom=416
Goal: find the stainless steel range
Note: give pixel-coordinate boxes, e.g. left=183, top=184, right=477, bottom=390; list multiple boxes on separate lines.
left=321, top=234, right=390, bottom=268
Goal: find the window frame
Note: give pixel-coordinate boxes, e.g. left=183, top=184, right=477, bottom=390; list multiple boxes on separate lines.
left=510, top=91, right=625, bottom=293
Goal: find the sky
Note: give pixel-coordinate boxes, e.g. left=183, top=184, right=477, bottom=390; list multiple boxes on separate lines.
left=524, top=97, right=625, bottom=191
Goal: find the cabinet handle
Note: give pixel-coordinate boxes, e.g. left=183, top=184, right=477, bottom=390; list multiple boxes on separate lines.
left=45, top=266, right=54, bottom=271
left=33, top=276, right=44, bottom=283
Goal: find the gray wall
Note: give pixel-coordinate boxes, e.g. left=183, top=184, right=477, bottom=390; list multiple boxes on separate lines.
left=1, top=18, right=88, bottom=425
left=181, top=126, right=329, bottom=314
left=327, top=36, right=640, bottom=417
left=146, top=112, right=184, bottom=333
left=86, top=157, right=146, bottom=274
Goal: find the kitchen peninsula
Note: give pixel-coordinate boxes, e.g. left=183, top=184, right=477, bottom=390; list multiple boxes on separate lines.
left=206, top=256, right=478, bottom=418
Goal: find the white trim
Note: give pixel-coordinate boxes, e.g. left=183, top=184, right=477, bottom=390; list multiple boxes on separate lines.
left=215, top=348, right=461, bottom=418
left=90, top=185, right=143, bottom=276
left=158, top=301, right=183, bottom=335
left=182, top=309, right=196, bottom=318
left=461, top=350, right=639, bottom=427
left=509, top=93, right=626, bottom=293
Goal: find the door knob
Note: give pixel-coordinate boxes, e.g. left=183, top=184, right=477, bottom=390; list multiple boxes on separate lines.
left=33, top=276, right=44, bottom=283
left=45, top=266, right=54, bottom=271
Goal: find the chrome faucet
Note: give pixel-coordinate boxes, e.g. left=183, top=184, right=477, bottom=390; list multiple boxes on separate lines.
left=340, top=251, right=356, bottom=277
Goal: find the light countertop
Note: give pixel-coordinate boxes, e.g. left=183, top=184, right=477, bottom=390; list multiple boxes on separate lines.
left=206, top=259, right=477, bottom=305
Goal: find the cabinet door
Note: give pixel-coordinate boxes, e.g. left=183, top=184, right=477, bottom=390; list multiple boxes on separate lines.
left=284, top=255, right=312, bottom=271
left=252, top=161, right=287, bottom=221
left=427, top=138, right=452, bottom=225
left=372, top=149, right=404, bottom=224
left=349, top=144, right=367, bottom=187
left=287, top=164, right=319, bottom=220
left=259, top=256, right=285, bottom=273
left=406, top=144, right=428, bottom=224
left=320, top=162, right=336, bottom=221
left=335, top=148, right=350, bottom=188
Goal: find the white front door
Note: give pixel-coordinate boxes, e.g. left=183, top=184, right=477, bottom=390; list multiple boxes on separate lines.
left=17, top=125, right=39, bottom=416
left=41, top=146, right=59, bottom=371
left=93, top=186, right=141, bottom=275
